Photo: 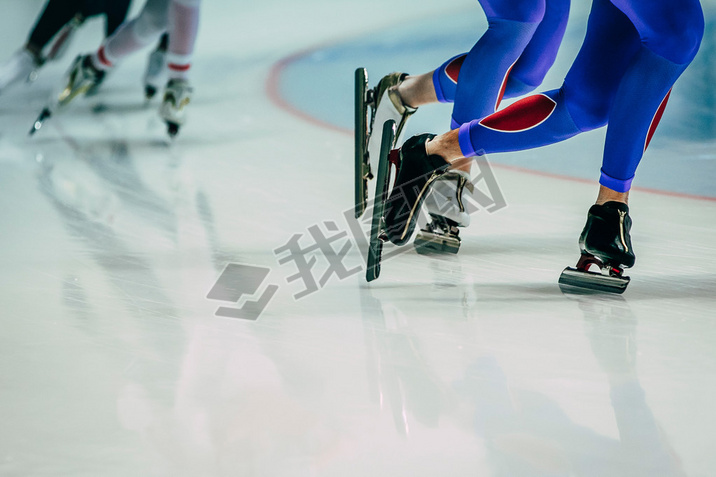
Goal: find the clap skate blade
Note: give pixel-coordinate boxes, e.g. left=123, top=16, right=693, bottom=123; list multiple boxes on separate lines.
left=29, top=108, right=51, bottom=136
left=414, top=216, right=460, bottom=254
left=57, top=77, right=92, bottom=107
left=558, top=254, right=630, bottom=294
left=355, top=67, right=375, bottom=218
left=366, top=120, right=397, bottom=282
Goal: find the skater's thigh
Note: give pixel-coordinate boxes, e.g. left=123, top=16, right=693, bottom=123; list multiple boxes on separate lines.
left=85, top=0, right=131, bottom=37
left=80, top=0, right=104, bottom=18
left=561, top=0, right=640, bottom=128
left=135, top=0, right=171, bottom=35
left=477, top=0, right=545, bottom=23
left=608, top=0, right=703, bottom=63
left=28, top=0, right=82, bottom=49
left=510, top=0, right=569, bottom=88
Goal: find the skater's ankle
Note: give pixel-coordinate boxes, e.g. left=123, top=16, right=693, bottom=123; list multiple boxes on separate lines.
left=24, top=43, right=43, bottom=64
left=91, top=47, right=113, bottom=71
left=449, top=157, right=472, bottom=174
left=397, top=72, right=437, bottom=108
left=595, top=185, right=629, bottom=206
left=425, top=130, right=461, bottom=165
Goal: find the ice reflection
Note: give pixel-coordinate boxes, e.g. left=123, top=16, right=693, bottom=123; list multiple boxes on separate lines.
left=359, top=287, right=444, bottom=436
left=454, top=294, right=686, bottom=476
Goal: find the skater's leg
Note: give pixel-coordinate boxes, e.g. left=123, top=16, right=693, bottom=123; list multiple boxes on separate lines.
left=26, top=0, right=82, bottom=55
left=436, top=0, right=547, bottom=128
left=506, top=0, right=570, bottom=96
left=99, top=0, right=133, bottom=37
left=0, top=0, right=83, bottom=92
left=371, top=0, right=564, bottom=179
left=395, top=72, right=438, bottom=109
left=423, top=0, right=565, bottom=238
left=596, top=185, right=628, bottom=206
left=143, top=33, right=170, bottom=99
left=78, top=0, right=129, bottom=37
left=166, top=0, right=201, bottom=79
left=43, top=0, right=168, bottom=107
left=92, top=0, right=170, bottom=70
left=399, top=0, right=569, bottom=117
left=75, top=0, right=131, bottom=96
left=430, top=0, right=641, bottom=162
left=159, top=0, right=201, bottom=135
left=596, top=0, right=704, bottom=193
left=390, top=0, right=639, bottom=245
left=158, top=33, right=170, bottom=51
left=430, top=0, right=568, bottom=178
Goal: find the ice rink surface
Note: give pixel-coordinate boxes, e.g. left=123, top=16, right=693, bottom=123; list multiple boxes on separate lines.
left=1, top=1, right=715, bottom=475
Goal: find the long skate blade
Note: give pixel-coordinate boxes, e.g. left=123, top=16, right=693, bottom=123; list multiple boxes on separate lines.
left=354, top=67, right=370, bottom=219
left=414, top=231, right=460, bottom=255
left=58, top=85, right=91, bottom=107
left=366, top=120, right=397, bottom=282
left=29, top=108, right=52, bottom=136
left=558, top=267, right=630, bottom=294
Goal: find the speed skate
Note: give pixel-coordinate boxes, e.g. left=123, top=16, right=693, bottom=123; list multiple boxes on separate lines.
left=413, top=171, right=474, bottom=255
left=29, top=54, right=103, bottom=136
left=559, top=201, right=635, bottom=294
left=414, top=215, right=461, bottom=255
left=559, top=254, right=631, bottom=294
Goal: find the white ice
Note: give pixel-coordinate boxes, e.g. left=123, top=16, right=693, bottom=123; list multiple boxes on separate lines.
left=1, top=1, right=715, bottom=476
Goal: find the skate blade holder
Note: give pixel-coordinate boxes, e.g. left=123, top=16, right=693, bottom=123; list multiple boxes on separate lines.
left=558, top=255, right=630, bottom=294
left=414, top=231, right=460, bottom=255
left=414, top=215, right=461, bottom=255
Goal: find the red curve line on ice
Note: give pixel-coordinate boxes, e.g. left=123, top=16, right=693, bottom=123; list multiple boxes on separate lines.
left=266, top=48, right=352, bottom=135
left=266, top=46, right=716, bottom=203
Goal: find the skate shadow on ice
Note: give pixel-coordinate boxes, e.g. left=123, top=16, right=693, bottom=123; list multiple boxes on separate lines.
left=362, top=253, right=566, bottom=303
left=36, top=146, right=180, bottom=328
left=35, top=135, right=234, bottom=328
left=622, top=274, right=716, bottom=301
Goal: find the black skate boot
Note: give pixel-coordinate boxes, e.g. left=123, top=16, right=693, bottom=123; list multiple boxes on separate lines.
left=57, top=55, right=104, bottom=106
left=384, top=134, right=450, bottom=246
left=559, top=201, right=635, bottom=294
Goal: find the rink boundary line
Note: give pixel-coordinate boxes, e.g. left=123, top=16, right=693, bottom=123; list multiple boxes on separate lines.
left=266, top=48, right=355, bottom=135
left=264, top=4, right=476, bottom=135
left=265, top=45, right=716, bottom=205
left=487, top=163, right=716, bottom=203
